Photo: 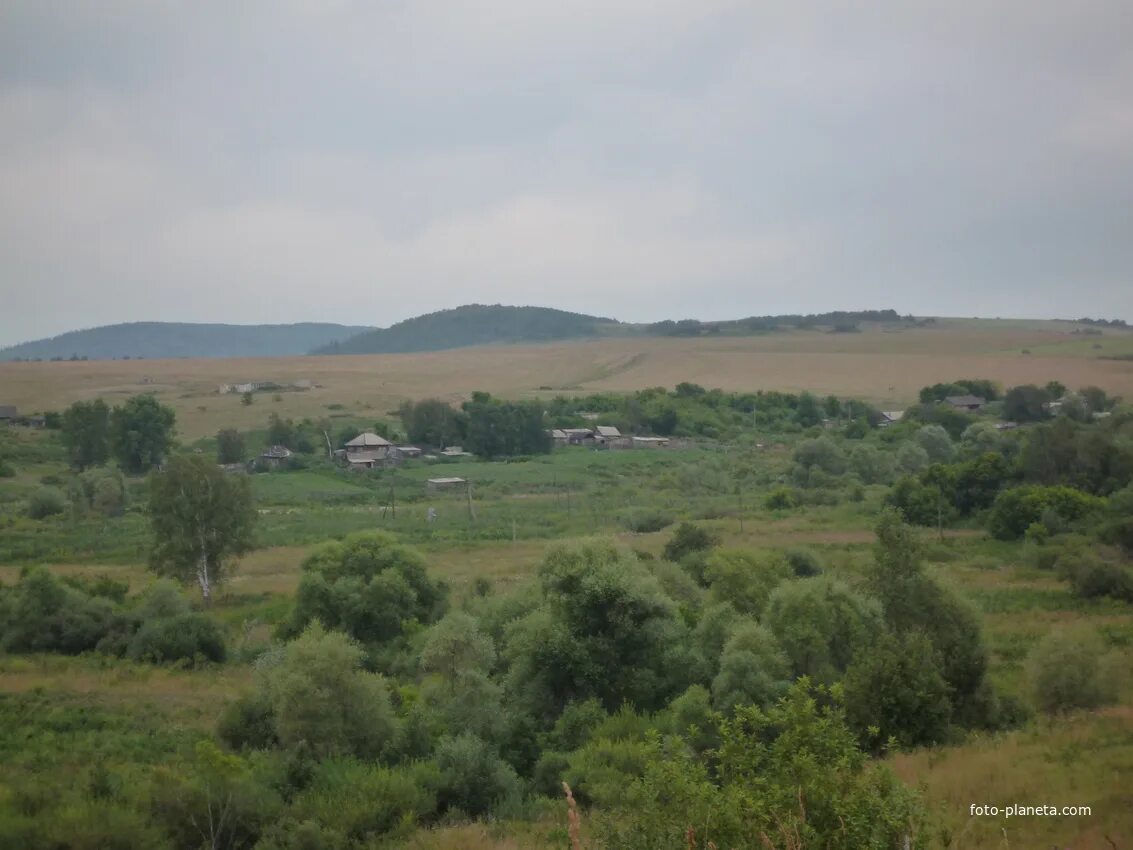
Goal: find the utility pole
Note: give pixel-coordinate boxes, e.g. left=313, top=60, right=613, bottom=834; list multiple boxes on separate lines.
left=466, top=479, right=476, bottom=521
left=389, top=470, right=396, bottom=520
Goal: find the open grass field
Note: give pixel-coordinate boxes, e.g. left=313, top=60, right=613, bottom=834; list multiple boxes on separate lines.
left=2, top=319, right=1132, bottom=439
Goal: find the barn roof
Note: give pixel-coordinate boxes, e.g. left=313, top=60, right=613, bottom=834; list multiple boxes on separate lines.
left=345, top=432, right=392, bottom=447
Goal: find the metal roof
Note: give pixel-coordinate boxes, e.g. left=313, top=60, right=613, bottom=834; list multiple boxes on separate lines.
left=345, top=432, right=392, bottom=447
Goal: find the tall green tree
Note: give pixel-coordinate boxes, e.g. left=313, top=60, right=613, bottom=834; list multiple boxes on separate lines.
left=285, top=531, right=447, bottom=650
left=869, top=509, right=991, bottom=726
left=110, top=394, right=176, bottom=473
left=148, top=454, right=256, bottom=604
left=399, top=399, right=466, bottom=447
left=61, top=399, right=111, bottom=470
left=763, top=576, right=882, bottom=683
left=461, top=397, right=550, bottom=457
left=216, top=428, right=245, bottom=464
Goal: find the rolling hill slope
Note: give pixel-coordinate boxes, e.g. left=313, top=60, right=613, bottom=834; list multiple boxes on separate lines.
left=0, top=322, right=374, bottom=361
left=313, top=304, right=622, bottom=354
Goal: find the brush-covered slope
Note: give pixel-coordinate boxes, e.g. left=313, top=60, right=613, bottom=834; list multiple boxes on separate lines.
left=315, top=304, right=622, bottom=355
left=0, top=322, right=374, bottom=361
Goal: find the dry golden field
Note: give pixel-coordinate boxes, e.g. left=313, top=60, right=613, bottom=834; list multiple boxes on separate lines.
left=2, top=320, right=1132, bottom=439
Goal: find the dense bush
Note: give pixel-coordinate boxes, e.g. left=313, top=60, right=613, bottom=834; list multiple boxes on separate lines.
left=27, top=486, right=67, bottom=519
left=661, top=522, right=718, bottom=562
left=764, top=576, right=882, bottom=683
left=127, top=613, right=227, bottom=665
left=784, top=549, right=823, bottom=577
left=843, top=629, right=952, bottom=751
left=1028, top=628, right=1117, bottom=714
left=595, top=681, right=927, bottom=849
left=619, top=509, right=674, bottom=534
left=1057, top=552, right=1133, bottom=601
left=763, top=485, right=798, bottom=510
left=711, top=622, right=791, bottom=711
left=263, top=623, right=400, bottom=759
left=286, top=758, right=439, bottom=843
left=505, top=540, right=694, bottom=722
left=703, top=549, right=789, bottom=616
left=0, top=567, right=121, bottom=655
left=70, top=467, right=127, bottom=517
left=284, top=531, right=447, bottom=652
left=988, top=485, right=1103, bottom=540
left=434, top=732, right=522, bottom=816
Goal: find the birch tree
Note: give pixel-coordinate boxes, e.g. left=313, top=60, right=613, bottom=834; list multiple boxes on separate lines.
left=149, top=454, right=256, bottom=604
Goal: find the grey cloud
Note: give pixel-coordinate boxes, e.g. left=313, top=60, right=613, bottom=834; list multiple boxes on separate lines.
left=0, top=1, right=1130, bottom=344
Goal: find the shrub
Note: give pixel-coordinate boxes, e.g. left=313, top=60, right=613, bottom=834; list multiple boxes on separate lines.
left=27, top=486, right=67, bottom=519
left=218, top=692, right=279, bottom=751
left=1059, top=553, right=1133, bottom=601
left=71, top=467, right=127, bottom=517
left=764, top=576, right=883, bottom=683
left=135, top=579, right=192, bottom=620
left=1, top=567, right=120, bottom=655
left=284, top=532, right=447, bottom=649
left=703, top=549, right=790, bottom=616
left=434, top=732, right=523, bottom=817
left=620, top=509, right=674, bottom=534
left=549, top=698, right=607, bottom=751
left=285, top=758, right=438, bottom=843
left=127, top=613, right=226, bottom=664
left=1028, top=628, right=1117, bottom=714
left=661, top=522, right=717, bottom=562
left=711, top=623, right=791, bottom=712
left=595, top=681, right=927, bottom=849
left=843, top=630, right=952, bottom=752
left=987, top=485, right=1103, bottom=540
left=763, top=486, right=798, bottom=510
left=784, top=549, right=823, bottom=577
left=265, top=623, right=399, bottom=759
left=564, top=736, right=651, bottom=807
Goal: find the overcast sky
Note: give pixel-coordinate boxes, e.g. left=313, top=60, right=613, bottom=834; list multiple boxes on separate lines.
left=1, top=1, right=1130, bottom=345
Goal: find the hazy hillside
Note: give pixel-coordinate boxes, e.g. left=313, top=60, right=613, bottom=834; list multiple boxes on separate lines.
left=314, top=304, right=622, bottom=354
left=0, top=322, right=374, bottom=361
left=0, top=306, right=928, bottom=362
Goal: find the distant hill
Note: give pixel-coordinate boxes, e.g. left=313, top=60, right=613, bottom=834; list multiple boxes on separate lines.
left=314, top=304, right=622, bottom=355
left=1, top=307, right=915, bottom=362
left=0, top=322, right=374, bottom=361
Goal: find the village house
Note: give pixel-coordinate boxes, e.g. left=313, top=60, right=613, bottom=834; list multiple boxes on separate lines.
left=550, top=429, right=569, bottom=446
left=426, top=477, right=466, bottom=492
left=594, top=425, right=629, bottom=448
left=562, top=428, right=595, bottom=445
left=259, top=445, right=292, bottom=469
left=878, top=411, right=905, bottom=427
left=944, top=395, right=985, bottom=412
left=0, top=405, right=17, bottom=423
left=341, top=432, right=393, bottom=470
